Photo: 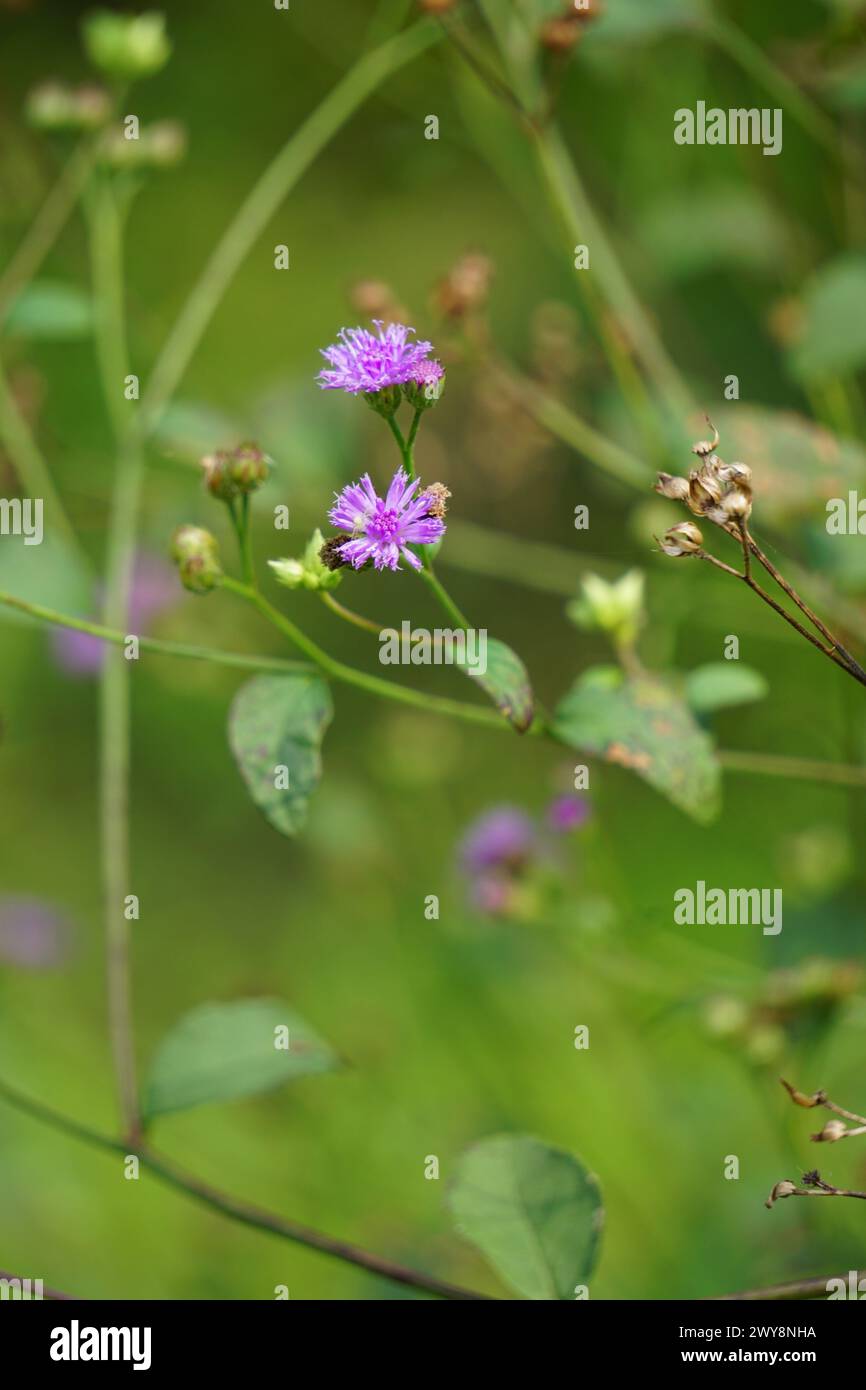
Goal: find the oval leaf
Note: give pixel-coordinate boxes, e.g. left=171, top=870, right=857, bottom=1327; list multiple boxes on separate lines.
left=788, top=255, right=866, bottom=383
left=449, top=1134, right=603, bottom=1300
left=684, top=662, right=769, bottom=713
left=144, top=997, right=339, bottom=1120
left=553, top=666, right=720, bottom=822
left=461, top=636, right=534, bottom=732
left=229, top=673, right=333, bottom=836
left=4, top=281, right=94, bottom=339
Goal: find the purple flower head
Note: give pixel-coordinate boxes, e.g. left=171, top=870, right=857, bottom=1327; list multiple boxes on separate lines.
left=0, top=897, right=72, bottom=969
left=317, top=321, right=443, bottom=395
left=459, top=806, right=536, bottom=874
left=547, top=794, right=591, bottom=833
left=328, top=467, right=445, bottom=573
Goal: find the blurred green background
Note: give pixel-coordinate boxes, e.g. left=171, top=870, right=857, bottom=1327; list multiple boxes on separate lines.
left=1, top=0, right=866, bottom=1299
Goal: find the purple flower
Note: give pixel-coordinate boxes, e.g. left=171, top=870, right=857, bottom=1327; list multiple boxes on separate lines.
left=547, top=794, right=591, bottom=833
left=459, top=806, right=536, bottom=873
left=328, top=468, right=445, bottom=572
left=317, top=321, right=443, bottom=395
left=0, top=897, right=72, bottom=969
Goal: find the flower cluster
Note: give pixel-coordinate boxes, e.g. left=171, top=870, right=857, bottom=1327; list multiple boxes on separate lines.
left=459, top=795, right=590, bottom=918
left=324, top=468, right=446, bottom=573
left=317, top=321, right=444, bottom=410
left=655, top=423, right=753, bottom=558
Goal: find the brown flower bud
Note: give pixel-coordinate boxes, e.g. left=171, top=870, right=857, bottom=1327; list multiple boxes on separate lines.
left=655, top=472, right=690, bottom=502
left=434, top=253, right=494, bottom=319
left=540, top=17, right=582, bottom=53
left=319, top=534, right=352, bottom=572
left=417, top=0, right=456, bottom=13
left=201, top=450, right=235, bottom=501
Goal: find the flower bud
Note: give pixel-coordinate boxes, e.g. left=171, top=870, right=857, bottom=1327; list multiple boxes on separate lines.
left=434, top=253, right=493, bottom=319
left=655, top=472, right=690, bottom=502
left=567, top=569, right=645, bottom=645
left=657, top=521, right=703, bottom=557
left=83, top=10, right=172, bottom=81
left=170, top=525, right=221, bottom=594
left=540, top=17, right=582, bottom=54
left=812, top=1119, right=848, bottom=1143
left=269, top=528, right=343, bottom=592
left=25, top=82, right=111, bottom=133
left=228, top=442, right=269, bottom=494
left=403, top=368, right=445, bottom=411
left=200, top=451, right=236, bottom=502
left=99, top=119, right=187, bottom=172
left=319, top=534, right=353, bottom=572
left=363, top=385, right=403, bottom=418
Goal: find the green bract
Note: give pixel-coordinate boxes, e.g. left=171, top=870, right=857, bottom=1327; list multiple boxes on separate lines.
left=83, top=10, right=171, bottom=81
left=268, top=529, right=343, bottom=592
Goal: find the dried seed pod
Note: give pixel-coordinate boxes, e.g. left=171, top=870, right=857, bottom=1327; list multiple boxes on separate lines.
left=688, top=466, right=723, bottom=513
left=657, top=521, right=703, bottom=557
left=655, top=472, right=690, bottom=502
left=721, top=488, right=752, bottom=522
left=717, top=460, right=752, bottom=490
left=812, top=1119, right=848, bottom=1143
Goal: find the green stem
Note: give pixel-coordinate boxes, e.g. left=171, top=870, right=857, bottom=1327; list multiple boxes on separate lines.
left=0, top=355, right=83, bottom=559
left=0, top=587, right=312, bottom=674
left=221, top=578, right=504, bottom=730
left=88, top=175, right=142, bottom=1143
left=419, top=566, right=471, bottom=630
left=320, top=590, right=382, bottom=634
left=0, top=1076, right=490, bottom=1301
left=405, top=405, right=423, bottom=474
left=718, top=750, right=866, bottom=788
left=137, top=20, right=441, bottom=440
left=0, top=136, right=101, bottom=326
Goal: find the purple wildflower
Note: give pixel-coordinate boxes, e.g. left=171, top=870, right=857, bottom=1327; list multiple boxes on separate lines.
left=0, top=897, right=72, bottom=969
left=459, top=806, right=536, bottom=874
left=317, top=321, right=443, bottom=395
left=547, top=794, right=591, bottom=833
left=328, top=468, right=445, bottom=572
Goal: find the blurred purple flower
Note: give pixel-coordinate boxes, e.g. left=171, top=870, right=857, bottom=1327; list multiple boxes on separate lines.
left=547, top=794, right=591, bottom=833
left=317, top=321, right=443, bottom=395
left=52, top=552, right=177, bottom=677
left=459, top=805, right=536, bottom=873
left=328, top=468, right=445, bottom=573
left=0, top=897, right=71, bottom=969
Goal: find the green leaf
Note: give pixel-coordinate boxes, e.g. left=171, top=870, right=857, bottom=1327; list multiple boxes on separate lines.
left=228, top=674, right=333, bottom=836
left=552, top=666, right=720, bottom=822
left=144, top=998, right=339, bottom=1120
left=449, top=1134, right=603, bottom=1300
left=685, top=663, right=769, bottom=713
left=701, top=405, right=866, bottom=527
left=642, top=185, right=791, bottom=280
left=4, top=281, right=94, bottom=340
left=461, top=637, right=534, bottom=732
left=788, top=255, right=866, bottom=383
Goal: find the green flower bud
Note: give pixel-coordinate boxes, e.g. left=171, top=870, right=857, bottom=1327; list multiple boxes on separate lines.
left=171, top=524, right=222, bottom=594
left=567, top=569, right=645, bottom=646
left=98, top=119, right=187, bottom=172
left=403, top=372, right=445, bottom=411
left=25, top=82, right=114, bottom=132
left=83, top=10, right=172, bottom=81
left=228, top=442, right=269, bottom=494
left=268, top=528, right=343, bottom=592
left=200, top=451, right=236, bottom=502
left=363, top=385, right=403, bottom=418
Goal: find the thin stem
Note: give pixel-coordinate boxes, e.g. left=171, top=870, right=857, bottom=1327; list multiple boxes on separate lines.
left=746, top=531, right=866, bottom=682
left=88, top=174, right=142, bottom=1143
left=222, top=578, right=506, bottom=730
left=419, top=566, right=471, bottom=630
left=405, top=405, right=423, bottom=474
left=0, top=355, right=83, bottom=560
left=0, top=136, right=101, bottom=325
left=0, top=1271, right=77, bottom=1301
left=0, top=587, right=312, bottom=675
left=0, top=1076, right=490, bottom=1301
left=320, top=590, right=382, bottom=634
left=718, top=750, right=866, bottom=788
left=138, top=21, right=441, bottom=440
left=714, top=1271, right=866, bottom=1303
